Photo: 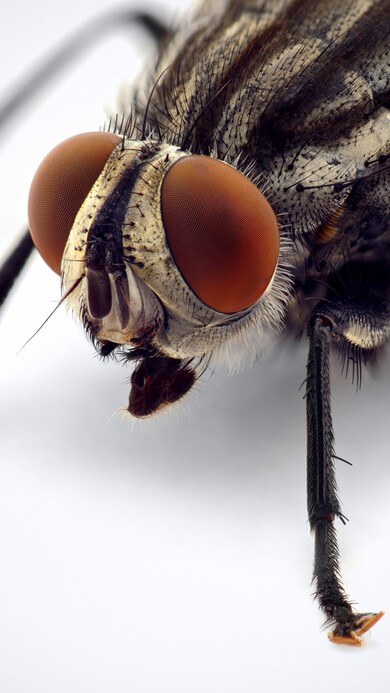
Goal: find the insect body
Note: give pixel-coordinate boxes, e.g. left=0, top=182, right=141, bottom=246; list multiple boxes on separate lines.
left=3, top=0, right=390, bottom=644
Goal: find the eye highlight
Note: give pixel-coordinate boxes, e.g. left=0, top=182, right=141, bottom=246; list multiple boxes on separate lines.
left=28, top=131, right=121, bottom=274
left=161, top=155, right=279, bottom=314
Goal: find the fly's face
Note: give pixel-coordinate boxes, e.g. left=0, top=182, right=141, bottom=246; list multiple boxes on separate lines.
left=28, top=131, right=289, bottom=414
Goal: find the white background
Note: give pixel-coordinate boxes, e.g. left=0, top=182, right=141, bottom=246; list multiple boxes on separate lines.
left=0, top=0, right=389, bottom=690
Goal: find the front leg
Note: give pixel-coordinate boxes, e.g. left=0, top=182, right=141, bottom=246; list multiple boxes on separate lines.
left=306, top=310, right=384, bottom=645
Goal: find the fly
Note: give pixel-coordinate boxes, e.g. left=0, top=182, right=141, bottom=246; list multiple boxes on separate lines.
left=1, top=0, right=389, bottom=645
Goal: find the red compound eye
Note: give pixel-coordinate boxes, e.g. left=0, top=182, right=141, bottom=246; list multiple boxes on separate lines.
left=161, top=155, right=279, bottom=314
left=28, top=131, right=121, bottom=274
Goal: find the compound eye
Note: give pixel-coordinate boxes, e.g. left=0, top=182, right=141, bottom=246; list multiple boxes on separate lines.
left=28, top=131, right=121, bottom=274
left=161, top=155, right=279, bottom=314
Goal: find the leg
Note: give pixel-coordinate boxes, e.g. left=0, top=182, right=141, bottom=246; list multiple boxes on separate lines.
left=306, top=311, right=384, bottom=645
left=0, top=230, right=34, bottom=307
left=0, top=8, right=168, bottom=133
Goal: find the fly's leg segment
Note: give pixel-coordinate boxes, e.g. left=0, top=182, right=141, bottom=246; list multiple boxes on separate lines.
left=306, top=275, right=387, bottom=645
left=0, top=231, right=34, bottom=307
left=0, top=8, right=168, bottom=134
